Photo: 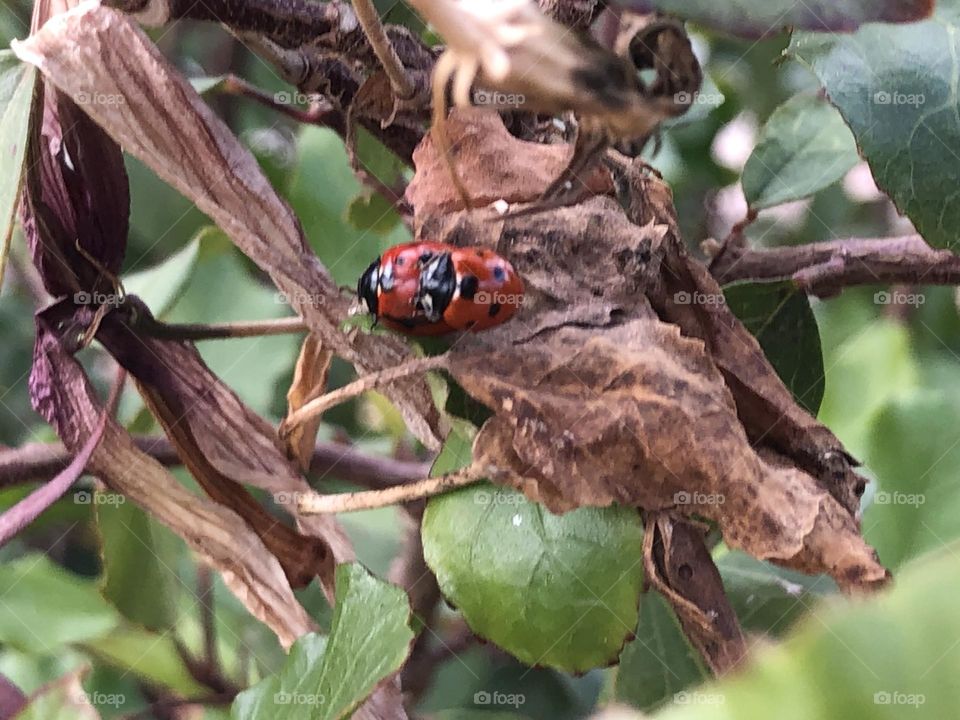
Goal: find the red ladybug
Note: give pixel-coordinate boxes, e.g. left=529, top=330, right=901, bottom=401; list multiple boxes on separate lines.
left=357, top=242, right=523, bottom=335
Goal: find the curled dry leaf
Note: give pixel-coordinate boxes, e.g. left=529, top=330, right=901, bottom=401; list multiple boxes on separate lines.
left=408, top=113, right=888, bottom=594
left=29, top=313, right=313, bottom=648
left=643, top=514, right=746, bottom=675
left=283, top=334, right=334, bottom=472
left=13, top=3, right=444, bottom=450
left=79, top=298, right=352, bottom=593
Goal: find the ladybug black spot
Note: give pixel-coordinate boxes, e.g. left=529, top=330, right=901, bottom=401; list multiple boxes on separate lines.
left=396, top=256, right=404, bottom=266
left=489, top=302, right=501, bottom=318
left=493, top=265, right=506, bottom=281
left=460, top=275, right=479, bottom=300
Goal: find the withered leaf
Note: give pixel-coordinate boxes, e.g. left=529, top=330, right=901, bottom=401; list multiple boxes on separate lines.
left=283, top=334, right=333, bottom=473
left=13, top=3, right=443, bottom=450
left=452, top=320, right=888, bottom=592
left=406, top=108, right=613, bottom=215
left=29, top=316, right=313, bottom=648
left=76, top=297, right=354, bottom=591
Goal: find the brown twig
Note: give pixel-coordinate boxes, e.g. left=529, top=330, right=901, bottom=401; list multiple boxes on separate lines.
left=706, top=233, right=960, bottom=296
left=351, top=0, right=416, bottom=99
left=135, top=316, right=309, bottom=341
left=217, top=74, right=344, bottom=127
left=297, top=466, right=482, bottom=514
left=0, top=435, right=433, bottom=490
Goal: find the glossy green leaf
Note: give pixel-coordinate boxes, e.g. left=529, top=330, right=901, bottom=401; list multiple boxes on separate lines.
left=656, top=543, right=960, bottom=719
left=96, top=498, right=181, bottom=632
left=724, top=281, right=825, bottom=415
left=742, top=94, right=859, bottom=209
left=615, top=592, right=706, bottom=712
left=612, top=0, right=933, bottom=39
left=0, top=555, right=120, bottom=652
left=230, top=562, right=413, bottom=720
left=790, top=1, right=960, bottom=250
left=0, top=50, right=36, bottom=288
left=422, top=482, right=644, bottom=673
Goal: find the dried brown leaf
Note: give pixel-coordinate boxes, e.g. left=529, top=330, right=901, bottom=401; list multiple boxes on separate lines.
left=30, top=317, right=314, bottom=647
left=643, top=514, right=746, bottom=675
left=283, top=334, right=333, bottom=472
left=13, top=3, right=443, bottom=450
left=406, top=108, right=613, bottom=215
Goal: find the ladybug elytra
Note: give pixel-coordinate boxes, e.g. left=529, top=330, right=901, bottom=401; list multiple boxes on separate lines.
left=358, top=241, right=523, bottom=335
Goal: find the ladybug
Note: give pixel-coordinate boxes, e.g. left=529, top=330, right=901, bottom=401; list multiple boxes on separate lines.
left=357, top=242, right=523, bottom=335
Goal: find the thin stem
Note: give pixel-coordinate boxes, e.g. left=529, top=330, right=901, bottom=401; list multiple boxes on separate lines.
left=297, top=466, right=481, bottom=513
left=138, top=316, right=309, bottom=341
left=0, top=435, right=433, bottom=490
left=281, top=354, right=449, bottom=434
left=351, top=0, right=416, bottom=99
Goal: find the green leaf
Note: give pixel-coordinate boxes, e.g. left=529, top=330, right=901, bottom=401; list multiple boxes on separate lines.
left=654, top=543, right=960, bottom=719
left=789, top=2, right=960, bottom=250
left=716, top=551, right=834, bottom=636
left=122, top=229, right=204, bottom=318
left=614, top=592, right=706, bottom=712
left=863, top=383, right=960, bottom=570
left=163, top=229, right=299, bottom=414
left=82, top=627, right=207, bottom=696
left=723, top=281, right=825, bottom=415
left=230, top=563, right=413, bottom=720
left=96, top=497, right=181, bottom=632
left=14, top=669, right=100, bottom=720
left=0, top=555, right=120, bottom=652
left=346, top=193, right=400, bottom=234
left=612, top=0, right=933, bottom=39
left=742, top=94, right=859, bottom=210
left=422, top=483, right=644, bottom=673
left=286, top=127, right=409, bottom=288
left=816, top=318, right=917, bottom=458
left=0, top=50, right=36, bottom=288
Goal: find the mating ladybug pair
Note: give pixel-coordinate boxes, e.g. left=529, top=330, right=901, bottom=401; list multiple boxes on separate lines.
left=358, top=241, right=524, bottom=335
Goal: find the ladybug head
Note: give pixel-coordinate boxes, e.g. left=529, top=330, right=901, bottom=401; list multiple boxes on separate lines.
left=358, top=258, right=380, bottom=316
left=418, top=252, right=456, bottom=323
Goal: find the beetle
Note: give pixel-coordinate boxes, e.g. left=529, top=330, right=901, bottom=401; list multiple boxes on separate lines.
left=357, top=241, right=524, bottom=335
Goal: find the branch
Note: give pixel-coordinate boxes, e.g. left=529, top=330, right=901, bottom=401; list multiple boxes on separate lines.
left=0, top=435, right=433, bottom=491
left=706, top=234, right=960, bottom=296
